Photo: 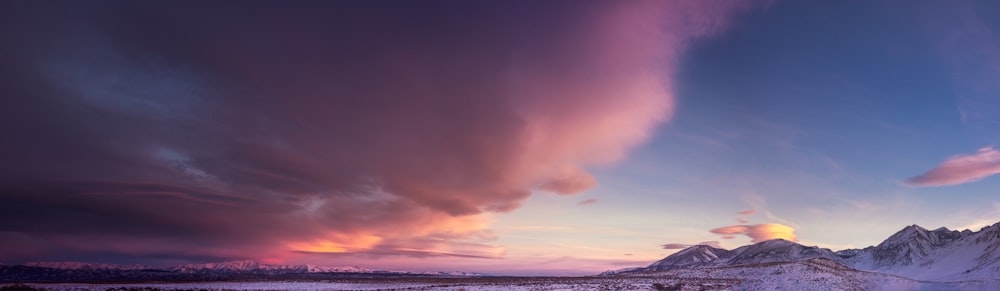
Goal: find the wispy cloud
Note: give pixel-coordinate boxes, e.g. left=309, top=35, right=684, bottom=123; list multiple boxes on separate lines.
left=737, top=209, right=756, bottom=215
left=907, top=147, right=1000, bottom=186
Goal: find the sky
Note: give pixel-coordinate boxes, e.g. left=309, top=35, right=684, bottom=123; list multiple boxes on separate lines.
left=2, top=0, right=1000, bottom=276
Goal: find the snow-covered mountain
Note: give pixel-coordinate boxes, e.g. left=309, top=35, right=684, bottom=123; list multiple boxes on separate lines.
left=305, top=264, right=374, bottom=273
left=648, top=244, right=729, bottom=270
left=726, top=239, right=842, bottom=265
left=838, top=222, right=1000, bottom=281
left=635, top=258, right=924, bottom=290
left=646, top=239, right=842, bottom=270
left=23, top=262, right=151, bottom=271
left=626, top=221, right=1000, bottom=283
left=837, top=225, right=968, bottom=269
left=169, top=260, right=373, bottom=274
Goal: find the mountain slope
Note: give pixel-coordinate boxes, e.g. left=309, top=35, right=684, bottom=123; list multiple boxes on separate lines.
left=837, top=222, right=1000, bottom=281
left=647, top=245, right=729, bottom=270
left=635, top=221, right=1000, bottom=283
left=633, top=258, right=933, bottom=290
left=724, top=239, right=842, bottom=265
left=645, top=239, right=841, bottom=270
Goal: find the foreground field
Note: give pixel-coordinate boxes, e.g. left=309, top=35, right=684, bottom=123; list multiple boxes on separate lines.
left=15, top=276, right=733, bottom=291
left=10, top=271, right=997, bottom=291
left=13, top=274, right=1000, bottom=291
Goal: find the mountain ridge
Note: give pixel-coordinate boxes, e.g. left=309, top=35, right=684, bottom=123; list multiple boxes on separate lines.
left=626, top=221, right=1000, bottom=282
left=0, top=259, right=486, bottom=282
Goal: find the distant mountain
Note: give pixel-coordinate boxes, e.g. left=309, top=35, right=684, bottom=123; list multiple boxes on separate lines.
left=168, top=260, right=374, bottom=274
left=23, top=262, right=151, bottom=271
left=621, top=221, right=1000, bottom=283
left=0, top=260, right=481, bottom=283
left=16, top=259, right=374, bottom=275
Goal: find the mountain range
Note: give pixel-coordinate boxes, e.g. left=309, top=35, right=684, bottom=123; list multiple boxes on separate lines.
left=4, top=221, right=1000, bottom=288
left=0, top=259, right=482, bottom=283
left=621, top=221, right=1000, bottom=285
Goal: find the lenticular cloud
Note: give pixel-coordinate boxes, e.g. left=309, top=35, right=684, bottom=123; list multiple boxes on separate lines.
left=710, top=224, right=798, bottom=243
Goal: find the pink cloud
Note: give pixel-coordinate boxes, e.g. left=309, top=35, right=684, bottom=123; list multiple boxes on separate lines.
left=577, top=198, right=599, bottom=206
left=737, top=209, right=757, bottom=215
left=540, top=170, right=597, bottom=195
left=907, top=147, right=1000, bottom=186
left=710, top=224, right=797, bottom=243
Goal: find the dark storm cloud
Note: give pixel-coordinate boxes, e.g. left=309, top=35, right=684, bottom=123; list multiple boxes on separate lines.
left=0, top=0, right=755, bottom=264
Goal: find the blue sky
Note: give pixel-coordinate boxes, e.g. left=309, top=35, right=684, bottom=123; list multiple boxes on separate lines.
left=491, top=0, right=1000, bottom=274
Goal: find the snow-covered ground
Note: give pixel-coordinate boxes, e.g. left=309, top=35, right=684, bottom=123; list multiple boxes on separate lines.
left=625, top=258, right=1000, bottom=290
left=17, top=277, right=723, bottom=291
left=19, top=273, right=1000, bottom=291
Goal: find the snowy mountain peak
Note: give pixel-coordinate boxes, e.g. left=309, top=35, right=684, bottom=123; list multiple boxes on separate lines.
left=647, top=244, right=729, bottom=270
left=880, top=225, right=931, bottom=246
left=860, top=223, right=971, bottom=269
left=678, top=244, right=725, bottom=255
left=753, top=238, right=797, bottom=247
left=725, top=239, right=841, bottom=265
left=646, top=239, right=841, bottom=271
left=636, top=220, right=1000, bottom=282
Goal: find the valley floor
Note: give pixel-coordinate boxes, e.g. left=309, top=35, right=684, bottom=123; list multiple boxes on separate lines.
left=12, top=276, right=1000, bottom=291
left=15, top=277, right=719, bottom=291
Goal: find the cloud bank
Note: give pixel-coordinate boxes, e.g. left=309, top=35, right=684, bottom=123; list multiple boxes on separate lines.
left=0, top=1, right=755, bottom=265
left=907, top=147, right=1000, bottom=186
